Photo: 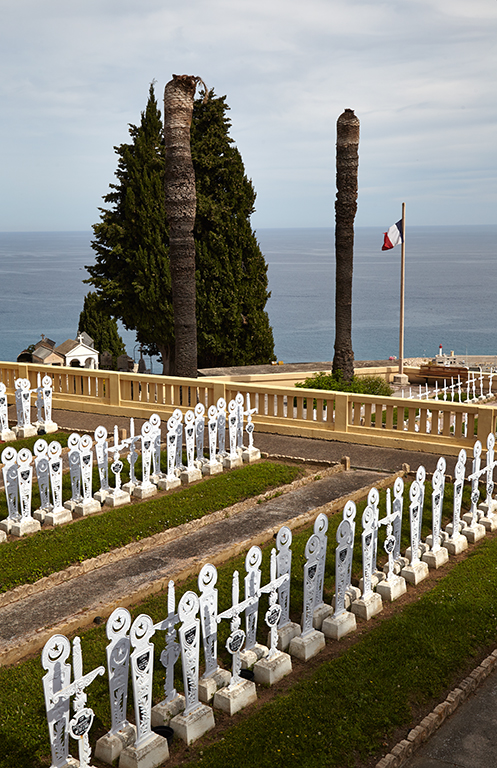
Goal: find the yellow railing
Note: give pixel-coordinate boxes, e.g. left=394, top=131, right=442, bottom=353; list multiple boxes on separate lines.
left=4, top=362, right=496, bottom=456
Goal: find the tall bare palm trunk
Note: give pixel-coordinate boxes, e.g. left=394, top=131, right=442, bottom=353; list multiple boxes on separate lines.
left=164, top=74, right=201, bottom=378
left=332, top=109, right=360, bottom=382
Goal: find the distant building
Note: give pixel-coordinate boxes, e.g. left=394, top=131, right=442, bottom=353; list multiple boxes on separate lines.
left=54, top=336, right=99, bottom=368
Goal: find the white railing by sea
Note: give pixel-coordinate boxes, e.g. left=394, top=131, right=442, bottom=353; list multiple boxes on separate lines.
left=1, top=361, right=496, bottom=456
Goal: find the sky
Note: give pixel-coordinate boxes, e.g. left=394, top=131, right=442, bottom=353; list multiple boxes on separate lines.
left=1, top=0, right=496, bottom=232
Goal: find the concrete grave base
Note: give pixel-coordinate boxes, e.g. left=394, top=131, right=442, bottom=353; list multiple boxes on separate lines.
left=14, top=425, right=37, bottom=438
left=240, top=642, right=268, bottom=669
left=405, top=542, right=429, bottom=561
left=478, top=499, right=497, bottom=516
left=0, top=429, right=16, bottom=441
left=132, top=484, right=158, bottom=500
left=242, top=447, right=261, bottom=463
left=0, top=518, right=13, bottom=534
left=151, top=694, right=185, bottom=726
left=104, top=490, right=131, bottom=508
left=288, top=629, right=325, bottom=661
left=63, top=499, right=78, bottom=512
left=119, top=732, right=169, bottom=768
left=33, top=507, right=51, bottom=524
left=223, top=455, right=243, bottom=470
left=73, top=499, right=102, bottom=518
left=445, top=534, right=468, bottom=556
left=213, top=680, right=257, bottom=715
left=122, top=481, right=137, bottom=495
left=180, top=467, right=202, bottom=485
left=11, top=518, right=41, bottom=537
left=198, top=668, right=231, bottom=703
left=461, top=523, right=486, bottom=544
left=95, top=723, right=136, bottom=764
left=322, top=610, right=357, bottom=640
left=0, top=529, right=7, bottom=543
left=44, top=507, right=73, bottom=526
left=311, top=603, right=333, bottom=630
left=253, top=651, right=292, bottom=685
left=202, top=461, right=223, bottom=476
left=37, top=421, right=58, bottom=434
left=157, top=475, right=181, bottom=491
left=478, top=515, right=497, bottom=532
left=401, top=560, right=429, bottom=586
left=94, top=489, right=111, bottom=503
left=358, top=571, right=385, bottom=593
left=351, top=592, right=383, bottom=621
left=376, top=574, right=407, bottom=602
left=422, top=546, right=450, bottom=569
left=274, top=621, right=301, bottom=651
left=170, top=703, right=216, bottom=744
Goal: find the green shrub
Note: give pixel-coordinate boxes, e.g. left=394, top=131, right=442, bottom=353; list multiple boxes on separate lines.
left=296, top=370, right=393, bottom=397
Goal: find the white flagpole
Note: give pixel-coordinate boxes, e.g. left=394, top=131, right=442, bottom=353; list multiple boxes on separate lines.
left=399, top=202, right=406, bottom=377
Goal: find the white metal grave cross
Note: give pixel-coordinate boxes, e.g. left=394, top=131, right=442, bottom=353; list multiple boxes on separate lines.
left=105, top=607, right=132, bottom=735
left=198, top=563, right=220, bottom=679
left=378, top=489, right=399, bottom=581
left=217, top=570, right=257, bottom=688
left=154, top=580, right=181, bottom=705
left=259, top=548, right=289, bottom=659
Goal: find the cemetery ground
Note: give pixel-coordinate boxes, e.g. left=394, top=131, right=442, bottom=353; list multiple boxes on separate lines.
left=1, top=418, right=496, bottom=768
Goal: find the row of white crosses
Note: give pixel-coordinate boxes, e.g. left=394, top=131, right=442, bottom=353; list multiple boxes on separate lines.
left=0, top=399, right=261, bottom=542
left=0, top=376, right=57, bottom=441
left=41, top=448, right=497, bottom=766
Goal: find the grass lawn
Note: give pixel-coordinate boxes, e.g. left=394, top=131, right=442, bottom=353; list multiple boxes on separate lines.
left=1, top=474, right=494, bottom=768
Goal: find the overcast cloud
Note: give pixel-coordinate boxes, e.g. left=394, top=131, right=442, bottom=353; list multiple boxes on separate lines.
left=1, top=0, right=496, bottom=230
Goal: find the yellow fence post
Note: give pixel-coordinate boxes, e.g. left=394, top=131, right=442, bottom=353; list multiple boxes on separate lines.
left=477, top=406, right=495, bottom=446
left=107, top=371, right=121, bottom=408
left=334, top=392, right=349, bottom=434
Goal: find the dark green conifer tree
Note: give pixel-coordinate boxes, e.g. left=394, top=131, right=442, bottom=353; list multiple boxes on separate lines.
left=77, top=291, right=126, bottom=366
left=86, top=83, right=274, bottom=373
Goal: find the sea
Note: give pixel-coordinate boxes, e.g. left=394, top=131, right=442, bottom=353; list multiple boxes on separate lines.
left=0, top=226, right=496, bottom=370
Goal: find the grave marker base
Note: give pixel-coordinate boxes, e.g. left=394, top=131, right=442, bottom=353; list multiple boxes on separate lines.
left=157, top=476, right=181, bottom=491
left=73, top=499, right=102, bottom=518
left=0, top=429, right=16, bottom=441
left=223, top=455, right=243, bottom=470
left=170, top=703, right=216, bottom=744
left=311, top=603, right=333, bottom=630
left=0, top=530, right=6, bottom=543
left=202, top=461, right=223, bottom=476
left=119, top=732, right=169, bottom=768
left=180, top=467, right=202, bottom=485
left=63, top=499, right=78, bottom=512
left=240, top=642, right=268, bottom=669
left=274, top=621, right=301, bottom=651
left=122, top=481, right=137, bottom=495
left=322, top=610, right=357, bottom=640
left=213, top=679, right=257, bottom=715
left=13, top=425, right=37, bottom=438
left=94, top=489, right=111, bottom=503
left=0, top=518, right=13, bottom=534
left=242, top=447, right=261, bottom=464
left=460, top=523, right=486, bottom=544
left=351, top=592, right=383, bottom=620
left=11, top=518, right=41, bottom=537
left=253, top=651, right=292, bottom=685
left=376, top=574, right=407, bottom=602
left=132, top=484, right=158, bottom=500
left=445, top=534, right=468, bottom=555
left=198, top=668, right=231, bottom=703
left=478, top=514, right=497, bottom=532
left=44, top=507, right=73, bottom=526
left=422, top=546, right=450, bottom=569
left=33, top=507, right=50, bottom=523
left=401, top=560, right=429, bottom=586
left=358, top=571, right=386, bottom=593
left=95, top=723, right=136, bottom=764
left=36, top=420, right=58, bottom=434
left=288, top=629, right=325, bottom=661
left=151, top=694, right=185, bottom=726
left=104, top=490, right=131, bottom=508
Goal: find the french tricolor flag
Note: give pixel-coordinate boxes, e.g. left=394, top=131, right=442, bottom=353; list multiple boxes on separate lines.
left=382, top=220, right=403, bottom=250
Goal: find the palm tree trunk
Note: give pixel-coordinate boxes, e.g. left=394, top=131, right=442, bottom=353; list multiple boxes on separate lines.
left=164, top=74, right=201, bottom=378
left=332, top=109, right=360, bottom=382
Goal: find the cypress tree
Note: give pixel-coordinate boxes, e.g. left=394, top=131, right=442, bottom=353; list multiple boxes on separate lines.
left=86, top=83, right=274, bottom=373
left=77, top=291, right=126, bottom=366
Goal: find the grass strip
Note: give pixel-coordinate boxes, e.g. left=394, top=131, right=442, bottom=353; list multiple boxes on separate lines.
left=0, top=479, right=484, bottom=768
left=0, top=461, right=301, bottom=592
